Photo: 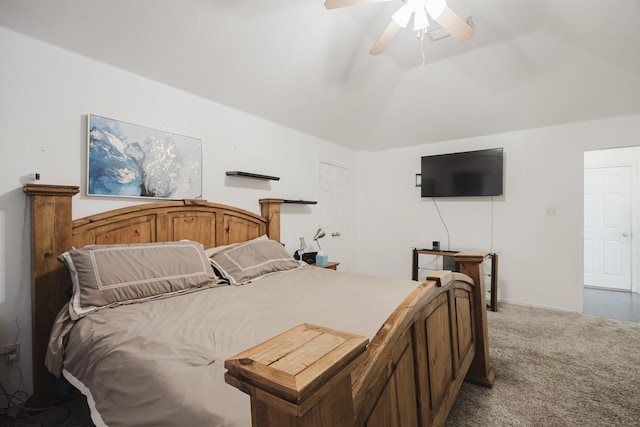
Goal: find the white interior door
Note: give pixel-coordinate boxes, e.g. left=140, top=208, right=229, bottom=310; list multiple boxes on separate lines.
left=318, top=161, right=348, bottom=269
left=584, top=166, right=632, bottom=290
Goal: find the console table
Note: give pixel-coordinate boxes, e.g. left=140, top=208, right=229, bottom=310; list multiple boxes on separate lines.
left=412, top=248, right=498, bottom=312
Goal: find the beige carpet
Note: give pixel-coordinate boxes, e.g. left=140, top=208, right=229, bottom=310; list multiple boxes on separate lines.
left=3, top=303, right=638, bottom=426
left=446, top=303, right=640, bottom=427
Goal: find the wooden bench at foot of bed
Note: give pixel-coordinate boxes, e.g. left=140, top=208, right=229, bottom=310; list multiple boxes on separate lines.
left=226, top=253, right=494, bottom=427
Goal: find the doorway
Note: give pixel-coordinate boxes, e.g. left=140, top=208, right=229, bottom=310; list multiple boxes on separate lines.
left=584, top=165, right=632, bottom=290
left=318, top=161, right=349, bottom=270
left=583, top=147, right=639, bottom=322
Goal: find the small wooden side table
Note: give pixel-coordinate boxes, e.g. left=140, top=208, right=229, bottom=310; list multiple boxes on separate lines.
left=412, top=248, right=498, bottom=312
left=312, top=261, right=339, bottom=270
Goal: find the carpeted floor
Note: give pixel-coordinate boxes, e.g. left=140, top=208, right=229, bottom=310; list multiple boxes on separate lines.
left=2, top=303, right=638, bottom=426
left=446, top=303, right=640, bottom=426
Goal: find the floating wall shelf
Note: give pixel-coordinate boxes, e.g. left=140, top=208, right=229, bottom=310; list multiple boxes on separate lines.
left=284, top=199, right=318, bottom=205
left=225, top=171, right=280, bottom=181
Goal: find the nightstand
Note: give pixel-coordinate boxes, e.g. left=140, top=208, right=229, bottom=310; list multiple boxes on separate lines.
left=313, top=261, right=339, bottom=270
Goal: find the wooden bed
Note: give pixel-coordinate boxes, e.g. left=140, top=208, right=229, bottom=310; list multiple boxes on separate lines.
left=25, top=183, right=494, bottom=426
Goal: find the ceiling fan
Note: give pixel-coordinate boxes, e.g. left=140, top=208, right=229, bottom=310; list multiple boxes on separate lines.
left=324, top=0, right=475, bottom=55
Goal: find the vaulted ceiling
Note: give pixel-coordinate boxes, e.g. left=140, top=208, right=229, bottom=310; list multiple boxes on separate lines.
left=1, top=0, right=639, bottom=150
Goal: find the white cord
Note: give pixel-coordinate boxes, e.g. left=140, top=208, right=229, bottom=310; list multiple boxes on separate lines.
left=3, top=196, right=30, bottom=399
left=432, top=198, right=451, bottom=250
left=489, top=196, right=495, bottom=253
left=17, top=196, right=29, bottom=343
left=419, top=30, right=426, bottom=70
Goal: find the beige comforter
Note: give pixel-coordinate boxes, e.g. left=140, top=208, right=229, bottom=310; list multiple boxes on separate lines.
left=48, top=265, right=420, bottom=427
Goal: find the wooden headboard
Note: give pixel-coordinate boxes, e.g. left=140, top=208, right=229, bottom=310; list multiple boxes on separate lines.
left=23, top=183, right=284, bottom=404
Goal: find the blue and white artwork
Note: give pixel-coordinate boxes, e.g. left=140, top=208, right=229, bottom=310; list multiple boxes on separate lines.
left=87, top=115, right=202, bottom=199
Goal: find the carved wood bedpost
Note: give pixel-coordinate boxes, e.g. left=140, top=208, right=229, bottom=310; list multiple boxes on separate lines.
left=455, top=252, right=495, bottom=387
left=23, top=184, right=79, bottom=404
left=260, top=198, right=284, bottom=242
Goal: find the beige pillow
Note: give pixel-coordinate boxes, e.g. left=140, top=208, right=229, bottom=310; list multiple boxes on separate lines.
left=205, top=234, right=268, bottom=257
left=209, top=238, right=304, bottom=285
left=59, top=241, right=218, bottom=319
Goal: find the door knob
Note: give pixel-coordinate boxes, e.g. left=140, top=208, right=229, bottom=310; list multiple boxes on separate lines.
left=622, top=232, right=630, bottom=237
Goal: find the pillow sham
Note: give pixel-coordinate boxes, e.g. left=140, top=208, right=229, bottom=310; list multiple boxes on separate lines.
left=204, top=234, right=268, bottom=257
left=209, top=238, right=304, bottom=285
left=59, top=240, right=218, bottom=319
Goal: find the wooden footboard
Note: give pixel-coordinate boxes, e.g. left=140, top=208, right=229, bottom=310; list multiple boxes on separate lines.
left=225, top=254, right=494, bottom=427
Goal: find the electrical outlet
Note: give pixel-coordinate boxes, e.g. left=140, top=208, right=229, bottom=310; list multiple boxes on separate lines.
left=3, top=343, right=20, bottom=364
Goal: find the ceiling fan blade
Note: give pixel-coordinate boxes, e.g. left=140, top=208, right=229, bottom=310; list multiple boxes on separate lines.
left=433, top=6, right=475, bottom=42
left=369, top=20, right=401, bottom=55
left=324, top=0, right=393, bottom=10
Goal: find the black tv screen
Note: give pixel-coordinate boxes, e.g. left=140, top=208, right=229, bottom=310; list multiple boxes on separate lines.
left=421, top=148, right=503, bottom=197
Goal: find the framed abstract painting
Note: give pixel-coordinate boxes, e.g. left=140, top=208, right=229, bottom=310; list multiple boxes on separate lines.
left=87, top=114, right=202, bottom=199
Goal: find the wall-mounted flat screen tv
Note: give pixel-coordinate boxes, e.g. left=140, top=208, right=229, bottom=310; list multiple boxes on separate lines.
left=421, top=148, right=504, bottom=197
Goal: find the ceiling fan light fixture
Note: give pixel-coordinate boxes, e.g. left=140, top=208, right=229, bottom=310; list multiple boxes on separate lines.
left=326, top=0, right=475, bottom=56
left=407, top=0, right=426, bottom=11
left=425, top=0, right=447, bottom=19
left=392, top=4, right=413, bottom=28
left=413, top=8, right=429, bottom=31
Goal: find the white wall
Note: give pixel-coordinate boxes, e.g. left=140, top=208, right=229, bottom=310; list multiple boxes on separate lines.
left=0, top=27, right=358, bottom=396
left=356, top=115, right=640, bottom=314
left=3, top=23, right=640, bottom=401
